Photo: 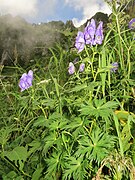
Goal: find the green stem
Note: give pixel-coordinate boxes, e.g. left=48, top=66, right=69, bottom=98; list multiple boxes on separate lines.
left=113, top=113, right=124, bottom=157
left=127, top=48, right=131, bottom=80
left=115, top=14, right=124, bottom=71
left=100, top=47, right=106, bottom=97
left=84, top=46, right=95, bottom=79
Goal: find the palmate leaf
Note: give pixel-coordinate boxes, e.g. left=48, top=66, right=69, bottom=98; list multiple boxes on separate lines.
left=75, top=127, right=116, bottom=163
left=45, top=151, right=65, bottom=180
left=63, top=156, right=88, bottom=180
left=79, top=99, right=118, bottom=120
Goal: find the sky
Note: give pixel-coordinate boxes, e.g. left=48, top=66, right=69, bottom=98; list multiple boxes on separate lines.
left=0, top=0, right=112, bottom=27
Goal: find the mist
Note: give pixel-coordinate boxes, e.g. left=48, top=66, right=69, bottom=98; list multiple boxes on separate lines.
left=0, top=0, right=38, bottom=17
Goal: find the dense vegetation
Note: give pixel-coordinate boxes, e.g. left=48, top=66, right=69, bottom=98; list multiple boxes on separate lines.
left=0, top=0, right=135, bottom=179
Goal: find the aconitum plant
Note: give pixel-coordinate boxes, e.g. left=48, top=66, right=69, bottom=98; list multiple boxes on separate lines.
left=19, top=70, right=33, bottom=92
left=84, top=19, right=104, bottom=46
left=75, top=18, right=104, bottom=53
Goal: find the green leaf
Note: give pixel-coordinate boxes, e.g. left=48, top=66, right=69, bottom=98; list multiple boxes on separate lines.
left=45, top=152, right=63, bottom=180
left=33, top=116, right=48, bottom=127
left=40, top=98, right=57, bottom=108
left=3, top=146, right=27, bottom=161
left=79, top=100, right=118, bottom=120
left=43, top=133, right=57, bottom=154
left=3, top=146, right=28, bottom=170
left=53, top=78, right=60, bottom=97
left=2, top=171, right=17, bottom=179
left=99, top=101, right=118, bottom=109
left=0, top=127, right=19, bottom=146
left=32, top=167, right=43, bottom=180
left=70, top=84, right=87, bottom=92
left=63, top=156, right=88, bottom=180
left=121, top=124, right=132, bottom=153
left=28, top=140, right=41, bottom=156
left=76, top=127, right=116, bottom=163
left=66, top=117, right=89, bottom=138
left=70, top=82, right=100, bottom=92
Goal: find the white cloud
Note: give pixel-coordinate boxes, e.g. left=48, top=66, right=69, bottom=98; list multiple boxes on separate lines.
left=0, top=0, right=38, bottom=17
left=41, top=0, right=57, bottom=17
left=64, top=0, right=112, bottom=27
left=0, top=0, right=112, bottom=25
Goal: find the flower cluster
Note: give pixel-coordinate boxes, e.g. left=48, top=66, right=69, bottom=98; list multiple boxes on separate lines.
left=75, top=19, right=104, bottom=53
left=68, top=62, right=85, bottom=75
left=19, top=70, right=33, bottom=92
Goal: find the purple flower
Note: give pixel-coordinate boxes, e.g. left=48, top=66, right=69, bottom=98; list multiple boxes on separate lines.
left=68, top=62, right=75, bottom=75
left=84, top=19, right=96, bottom=45
left=75, top=31, right=85, bottom=53
left=129, top=18, right=135, bottom=29
left=94, top=21, right=104, bottom=45
left=19, top=70, right=33, bottom=92
left=111, top=62, right=118, bottom=73
left=79, top=63, right=85, bottom=72
left=75, top=19, right=104, bottom=53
